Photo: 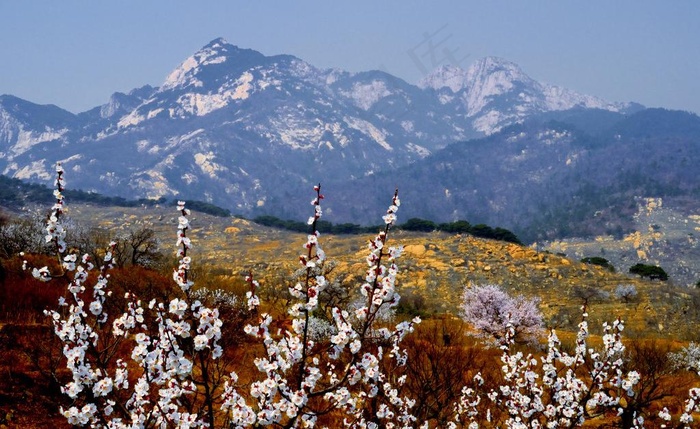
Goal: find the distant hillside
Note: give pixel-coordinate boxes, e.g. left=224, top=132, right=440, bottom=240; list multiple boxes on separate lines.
left=323, top=108, right=700, bottom=243
left=61, top=202, right=700, bottom=341
left=0, top=175, right=231, bottom=217
left=540, top=197, right=700, bottom=287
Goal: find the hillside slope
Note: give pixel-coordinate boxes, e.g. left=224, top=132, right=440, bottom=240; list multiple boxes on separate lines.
left=59, top=202, right=700, bottom=340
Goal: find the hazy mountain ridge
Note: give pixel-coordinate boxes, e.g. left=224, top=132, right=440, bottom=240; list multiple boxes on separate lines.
left=418, top=59, right=641, bottom=134
left=322, top=108, right=700, bottom=243
left=3, top=38, right=696, bottom=242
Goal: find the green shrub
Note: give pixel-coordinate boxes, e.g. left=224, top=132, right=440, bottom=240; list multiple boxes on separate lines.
left=581, top=256, right=615, bottom=272
left=400, top=218, right=437, bottom=232
left=629, top=263, right=668, bottom=281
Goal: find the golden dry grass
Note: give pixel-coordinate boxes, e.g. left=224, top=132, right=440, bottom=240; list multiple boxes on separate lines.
left=63, top=203, right=700, bottom=340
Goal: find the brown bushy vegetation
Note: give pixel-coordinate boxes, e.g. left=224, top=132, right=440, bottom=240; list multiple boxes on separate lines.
left=401, top=318, right=503, bottom=426
left=2, top=202, right=700, bottom=427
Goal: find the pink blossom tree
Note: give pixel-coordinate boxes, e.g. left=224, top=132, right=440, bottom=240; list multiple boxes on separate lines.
left=460, top=284, right=543, bottom=346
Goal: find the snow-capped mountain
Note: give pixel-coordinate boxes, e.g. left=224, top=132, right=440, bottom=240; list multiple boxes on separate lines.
left=0, top=38, right=641, bottom=218
left=0, top=95, right=77, bottom=180
left=419, top=58, right=637, bottom=134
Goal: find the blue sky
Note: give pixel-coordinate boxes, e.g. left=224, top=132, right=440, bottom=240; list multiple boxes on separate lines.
left=1, top=1, right=698, bottom=114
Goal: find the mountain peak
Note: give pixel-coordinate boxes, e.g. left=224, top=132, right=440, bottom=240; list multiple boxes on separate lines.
left=418, top=64, right=469, bottom=92
left=469, top=56, right=524, bottom=75
left=419, top=57, right=528, bottom=94
left=160, top=39, right=264, bottom=91
left=463, top=57, right=532, bottom=96
left=195, top=37, right=251, bottom=57
left=204, top=37, right=230, bottom=50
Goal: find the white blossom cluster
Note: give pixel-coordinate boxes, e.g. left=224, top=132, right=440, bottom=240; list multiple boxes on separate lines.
left=32, top=166, right=233, bottom=427
left=221, top=186, right=420, bottom=428
left=36, top=172, right=421, bottom=428
left=32, top=166, right=700, bottom=428
left=665, top=355, right=700, bottom=427
left=30, top=163, right=68, bottom=281
left=173, top=201, right=194, bottom=292
left=449, top=308, right=649, bottom=428
left=190, top=288, right=239, bottom=309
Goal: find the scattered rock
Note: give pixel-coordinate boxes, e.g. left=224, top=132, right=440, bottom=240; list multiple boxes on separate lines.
left=404, top=244, right=426, bottom=257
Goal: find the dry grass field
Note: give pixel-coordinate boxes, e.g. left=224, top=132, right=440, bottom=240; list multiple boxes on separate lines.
left=62, top=203, right=700, bottom=340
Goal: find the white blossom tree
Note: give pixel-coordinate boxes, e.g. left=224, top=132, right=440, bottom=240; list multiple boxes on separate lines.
left=450, top=308, right=645, bottom=429
left=32, top=166, right=420, bottom=428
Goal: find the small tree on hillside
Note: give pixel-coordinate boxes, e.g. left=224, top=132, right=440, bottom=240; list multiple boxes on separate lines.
left=581, top=256, right=615, bottom=272
left=615, top=284, right=638, bottom=303
left=629, top=263, right=668, bottom=281
left=400, top=217, right=437, bottom=232
left=438, top=220, right=471, bottom=234
left=112, top=227, right=163, bottom=268
left=460, top=283, right=543, bottom=346
left=572, top=285, right=610, bottom=307
left=0, top=214, right=50, bottom=258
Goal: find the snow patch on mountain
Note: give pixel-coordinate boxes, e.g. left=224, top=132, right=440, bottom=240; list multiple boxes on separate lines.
left=147, top=108, right=164, bottom=120
left=269, top=117, right=326, bottom=150
left=419, top=56, right=635, bottom=135
left=130, top=170, right=177, bottom=199
left=405, top=142, right=430, bottom=157
left=100, top=100, right=121, bottom=119
left=541, top=85, right=621, bottom=112
left=419, top=64, right=470, bottom=93
left=0, top=108, right=68, bottom=158
left=401, top=120, right=414, bottom=133
left=287, top=58, right=321, bottom=81
left=437, top=93, right=455, bottom=104
left=58, top=154, right=83, bottom=165
left=463, top=57, right=523, bottom=116
left=161, top=40, right=233, bottom=91
left=118, top=110, right=147, bottom=128
left=232, top=72, right=254, bottom=99
left=0, top=108, right=16, bottom=141
left=194, top=152, right=227, bottom=178
left=163, top=56, right=203, bottom=91
left=343, top=117, right=392, bottom=151
left=165, top=129, right=205, bottom=151
left=135, top=140, right=150, bottom=152
left=323, top=68, right=347, bottom=86
left=342, top=80, right=392, bottom=110
left=473, top=110, right=506, bottom=134
left=420, top=58, right=526, bottom=113
left=326, top=122, right=350, bottom=147
left=168, top=71, right=255, bottom=117
left=175, top=91, right=229, bottom=117
left=202, top=56, right=226, bottom=66
left=256, top=69, right=283, bottom=91
left=10, top=128, right=67, bottom=158
left=537, top=129, right=573, bottom=145
left=12, top=160, right=52, bottom=180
